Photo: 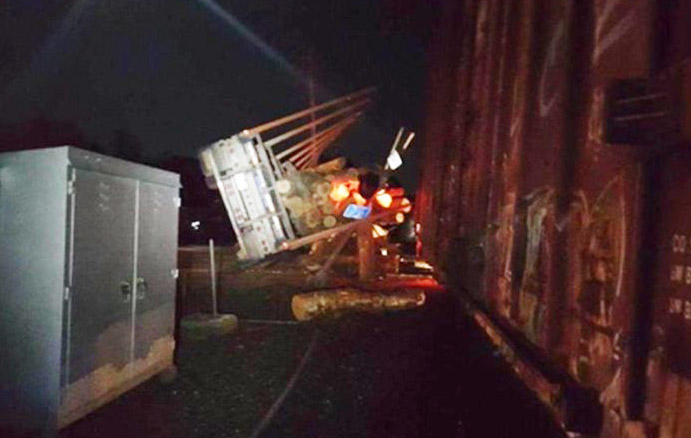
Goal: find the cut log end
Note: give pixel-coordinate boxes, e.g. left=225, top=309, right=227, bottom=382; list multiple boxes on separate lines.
left=276, top=179, right=292, bottom=194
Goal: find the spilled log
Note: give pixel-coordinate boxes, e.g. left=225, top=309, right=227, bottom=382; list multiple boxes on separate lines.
left=291, top=289, right=425, bottom=321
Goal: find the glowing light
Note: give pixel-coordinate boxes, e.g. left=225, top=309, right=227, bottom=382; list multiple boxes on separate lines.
left=380, top=248, right=389, bottom=256
left=415, top=223, right=421, bottom=233
left=329, top=183, right=350, bottom=202
left=414, top=260, right=434, bottom=272
left=191, top=221, right=201, bottom=230
left=401, top=198, right=412, bottom=213
left=375, top=190, right=393, bottom=208
left=395, top=212, right=405, bottom=223
left=352, top=192, right=367, bottom=206
left=372, top=224, right=388, bottom=238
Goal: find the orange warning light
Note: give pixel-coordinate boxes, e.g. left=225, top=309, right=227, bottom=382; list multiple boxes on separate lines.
left=329, top=183, right=351, bottom=202
left=375, top=190, right=393, bottom=208
left=352, top=192, right=367, bottom=206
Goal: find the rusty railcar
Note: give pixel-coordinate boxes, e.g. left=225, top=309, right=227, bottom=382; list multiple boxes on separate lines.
left=418, top=1, right=691, bottom=436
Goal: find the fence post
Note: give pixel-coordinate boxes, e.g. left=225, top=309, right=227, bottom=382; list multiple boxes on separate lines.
left=209, top=239, right=218, bottom=316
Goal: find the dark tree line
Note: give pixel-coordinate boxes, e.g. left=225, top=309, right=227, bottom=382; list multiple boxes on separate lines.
left=0, top=117, right=143, bottom=162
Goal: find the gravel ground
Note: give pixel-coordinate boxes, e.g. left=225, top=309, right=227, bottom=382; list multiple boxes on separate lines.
left=60, top=292, right=565, bottom=438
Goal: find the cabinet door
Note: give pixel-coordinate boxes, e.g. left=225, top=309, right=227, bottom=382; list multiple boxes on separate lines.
left=133, top=181, right=178, bottom=360
left=67, top=169, right=136, bottom=383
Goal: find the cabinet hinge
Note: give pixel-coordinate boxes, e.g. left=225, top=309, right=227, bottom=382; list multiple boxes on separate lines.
left=64, top=286, right=71, bottom=301
left=174, top=197, right=181, bottom=208
left=67, top=171, right=76, bottom=195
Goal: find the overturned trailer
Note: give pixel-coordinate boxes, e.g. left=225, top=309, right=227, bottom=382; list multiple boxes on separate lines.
left=197, top=89, right=428, bottom=320
left=198, top=88, right=413, bottom=268
left=419, top=1, right=691, bottom=437
left=199, top=88, right=375, bottom=261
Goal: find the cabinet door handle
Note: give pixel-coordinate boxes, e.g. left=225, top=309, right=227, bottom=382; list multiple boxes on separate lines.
left=136, top=277, right=148, bottom=300
left=120, top=281, right=132, bottom=303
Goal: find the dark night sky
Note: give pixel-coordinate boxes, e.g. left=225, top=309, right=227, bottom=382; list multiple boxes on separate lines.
left=0, top=0, right=436, bottom=191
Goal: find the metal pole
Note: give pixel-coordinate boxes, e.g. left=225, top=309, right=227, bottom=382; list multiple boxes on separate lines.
left=402, top=132, right=416, bottom=151
left=247, top=87, right=375, bottom=135
left=311, top=228, right=354, bottom=280
left=288, top=118, right=355, bottom=165
left=291, top=136, right=335, bottom=167
left=296, top=117, right=358, bottom=161
left=293, top=133, right=341, bottom=169
left=280, top=221, right=361, bottom=251
left=209, top=239, right=218, bottom=317
left=275, top=112, right=360, bottom=160
left=280, top=126, right=343, bottom=164
left=390, top=127, right=404, bottom=155
left=293, top=130, right=344, bottom=169
left=263, top=98, right=370, bottom=149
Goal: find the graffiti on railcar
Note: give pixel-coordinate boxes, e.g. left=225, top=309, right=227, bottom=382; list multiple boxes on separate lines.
left=486, top=0, right=537, bottom=323
left=571, top=176, right=628, bottom=411
left=493, top=189, right=517, bottom=319
left=499, top=173, right=630, bottom=404
left=419, top=0, right=691, bottom=435
left=538, top=18, right=567, bottom=118
left=512, top=0, right=572, bottom=348
left=566, top=4, right=653, bottom=431
left=592, top=0, right=636, bottom=67
left=587, top=88, right=606, bottom=150
left=516, top=187, right=555, bottom=346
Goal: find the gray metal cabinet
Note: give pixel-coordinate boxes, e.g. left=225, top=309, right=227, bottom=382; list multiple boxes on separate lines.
left=0, top=147, right=180, bottom=435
